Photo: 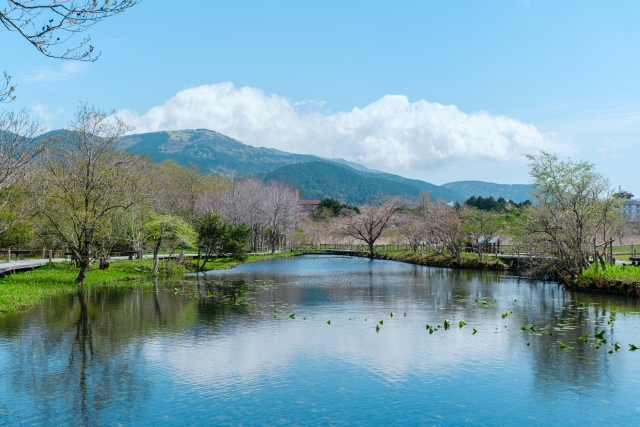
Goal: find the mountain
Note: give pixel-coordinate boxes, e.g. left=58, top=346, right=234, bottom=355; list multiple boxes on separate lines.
left=441, top=181, right=534, bottom=202
left=263, top=162, right=463, bottom=205
left=119, top=128, right=527, bottom=204
left=120, top=129, right=326, bottom=176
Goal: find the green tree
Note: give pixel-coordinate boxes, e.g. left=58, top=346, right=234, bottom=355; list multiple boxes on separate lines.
left=145, top=213, right=196, bottom=275
left=521, top=152, right=620, bottom=279
left=461, top=208, right=504, bottom=260
left=34, top=105, right=150, bottom=284
left=195, top=212, right=250, bottom=271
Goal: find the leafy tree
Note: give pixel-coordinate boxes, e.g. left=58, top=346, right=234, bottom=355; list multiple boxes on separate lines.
left=461, top=208, right=504, bottom=260
left=520, top=151, right=620, bottom=279
left=311, top=198, right=360, bottom=219
left=1, top=0, right=140, bottom=101
left=34, top=105, right=150, bottom=284
left=195, top=212, right=250, bottom=271
left=145, top=213, right=196, bottom=275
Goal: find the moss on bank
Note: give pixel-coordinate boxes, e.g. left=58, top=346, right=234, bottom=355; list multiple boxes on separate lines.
left=0, top=252, right=298, bottom=316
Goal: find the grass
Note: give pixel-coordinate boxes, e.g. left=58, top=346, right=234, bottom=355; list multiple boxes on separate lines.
left=574, top=264, right=640, bottom=295
left=373, top=249, right=510, bottom=270
left=0, top=251, right=300, bottom=317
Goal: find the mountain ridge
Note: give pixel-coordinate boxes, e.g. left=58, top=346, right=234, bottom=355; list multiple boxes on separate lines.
left=117, top=129, right=532, bottom=203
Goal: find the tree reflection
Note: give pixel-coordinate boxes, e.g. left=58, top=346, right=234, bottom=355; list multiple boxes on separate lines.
left=0, top=283, right=198, bottom=425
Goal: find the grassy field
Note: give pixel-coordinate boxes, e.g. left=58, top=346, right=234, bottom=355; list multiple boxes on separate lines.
left=0, top=252, right=299, bottom=317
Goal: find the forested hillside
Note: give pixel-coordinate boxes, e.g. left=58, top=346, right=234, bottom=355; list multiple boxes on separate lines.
left=441, top=180, right=533, bottom=202
left=262, top=162, right=463, bottom=204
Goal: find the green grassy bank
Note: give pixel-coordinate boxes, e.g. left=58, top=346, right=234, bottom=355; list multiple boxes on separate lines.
left=371, top=250, right=511, bottom=271
left=573, top=264, right=640, bottom=296
left=0, top=252, right=298, bottom=316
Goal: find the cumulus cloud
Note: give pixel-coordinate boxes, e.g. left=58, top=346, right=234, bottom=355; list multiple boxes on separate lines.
left=118, top=82, right=556, bottom=175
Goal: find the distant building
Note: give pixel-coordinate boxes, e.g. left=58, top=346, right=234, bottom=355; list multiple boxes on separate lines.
left=617, top=190, right=640, bottom=222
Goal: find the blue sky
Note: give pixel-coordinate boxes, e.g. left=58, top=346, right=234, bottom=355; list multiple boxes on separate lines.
left=4, top=0, right=640, bottom=192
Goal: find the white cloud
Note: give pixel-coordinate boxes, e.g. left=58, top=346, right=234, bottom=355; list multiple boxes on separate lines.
left=118, top=82, right=556, bottom=177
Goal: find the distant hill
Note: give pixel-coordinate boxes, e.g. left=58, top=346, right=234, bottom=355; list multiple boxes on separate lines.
left=120, top=129, right=326, bottom=176
left=115, top=128, right=528, bottom=204
left=442, top=181, right=534, bottom=202
left=263, top=162, right=463, bottom=205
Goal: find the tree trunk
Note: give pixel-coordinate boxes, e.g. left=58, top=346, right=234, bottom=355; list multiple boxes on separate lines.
left=76, top=259, right=90, bottom=284
left=152, top=240, right=162, bottom=275
left=368, top=241, right=375, bottom=258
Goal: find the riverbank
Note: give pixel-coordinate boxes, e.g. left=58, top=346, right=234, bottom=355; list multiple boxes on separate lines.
left=372, top=250, right=640, bottom=296
left=571, top=264, right=640, bottom=296
left=370, top=250, right=511, bottom=271
left=0, top=252, right=299, bottom=316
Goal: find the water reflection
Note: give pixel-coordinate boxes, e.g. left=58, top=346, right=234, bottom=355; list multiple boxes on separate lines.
left=1, top=255, right=640, bottom=426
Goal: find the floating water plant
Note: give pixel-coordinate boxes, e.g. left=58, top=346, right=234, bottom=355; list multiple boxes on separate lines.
left=327, top=320, right=331, bottom=325
left=472, top=328, right=477, bottom=335
left=594, top=330, right=606, bottom=339
left=548, top=332, right=553, bottom=336
left=376, top=324, right=380, bottom=332
left=289, top=313, right=295, bottom=319
left=390, top=312, right=394, bottom=317
left=614, top=342, right=621, bottom=351
left=428, top=327, right=434, bottom=334
left=444, top=320, right=450, bottom=330
left=501, top=311, right=512, bottom=319
left=379, top=320, right=384, bottom=325
left=630, top=344, right=638, bottom=351
left=458, top=320, right=466, bottom=328
left=521, top=326, right=526, bottom=331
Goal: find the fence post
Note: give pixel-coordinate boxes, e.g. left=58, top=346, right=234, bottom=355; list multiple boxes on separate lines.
left=42, top=248, right=46, bottom=259
left=48, top=250, right=53, bottom=264
left=7, top=248, right=10, bottom=263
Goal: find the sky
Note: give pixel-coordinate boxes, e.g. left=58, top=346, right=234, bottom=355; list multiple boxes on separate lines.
left=3, top=0, right=640, bottom=192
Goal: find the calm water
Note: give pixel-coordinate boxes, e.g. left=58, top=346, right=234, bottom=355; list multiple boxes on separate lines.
left=2, top=255, right=640, bottom=426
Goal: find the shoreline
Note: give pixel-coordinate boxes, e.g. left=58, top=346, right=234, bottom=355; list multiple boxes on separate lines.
left=351, top=251, right=640, bottom=297
left=0, top=252, right=299, bottom=317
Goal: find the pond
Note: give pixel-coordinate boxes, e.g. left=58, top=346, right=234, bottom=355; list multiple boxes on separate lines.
left=1, top=255, right=640, bottom=426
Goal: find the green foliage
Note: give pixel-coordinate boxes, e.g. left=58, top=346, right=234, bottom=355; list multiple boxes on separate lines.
left=195, top=212, right=250, bottom=271
left=310, top=198, right=360, bottom=220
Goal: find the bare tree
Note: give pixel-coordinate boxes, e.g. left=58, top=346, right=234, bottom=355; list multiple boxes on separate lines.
left=263, top=181, right=299, bottom=253
left=425, top=204, right=465, bottom=263
left=1, top=0, right=140, bottom=100
left=0, top=108, right=46, bottom=237
left=335, top=197, right=404, bottom=258
left=0, top=72, right=16, bottom=103
left=34, top=105, right=150, bottom=284
left=521, top=152, right=617, bottom=279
